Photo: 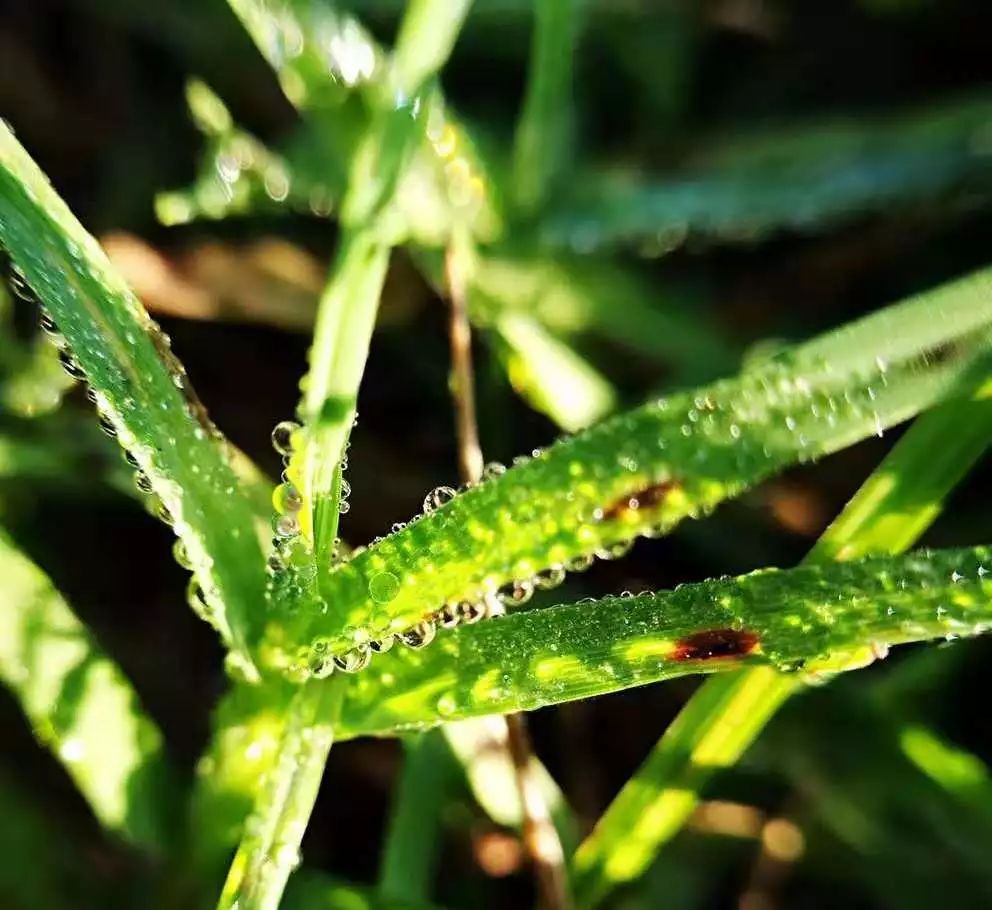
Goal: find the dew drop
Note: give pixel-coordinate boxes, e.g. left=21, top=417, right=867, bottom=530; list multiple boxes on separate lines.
left=500, top=579, right=534, bottom=606
left=273, top=514, right=300, bottom=540
left=534, top=564, right=566, bottom=590
left=368, top=571, right=400, bottom=604
left=482, top=461, right=506, bottom=480
left=58, top=350, right=85, bottom=380
left=173, top=538, right=193, bottom=570
left=369, top=635, right=395, bottom=653
left=273, top=482, right=302, bottom=514
left=134, top=470, right=154, bottom=494
left=398, top=620, right=437, bottom=649
left=271, top=420, right=301, bottom=456
left=423, top=485, right=457, bottom=514
left=333, top=645, right=371, bottom=673
left=338, top=499, right=351, bottom=515
left=97, top=413, right=117, bottom=438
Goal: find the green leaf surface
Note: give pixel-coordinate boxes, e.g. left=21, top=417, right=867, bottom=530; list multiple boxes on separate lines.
left=0, top=527, right=178, bottom=850
left=336, top=543, right=992, bottom=738
left=542, top=94, right=992, bottom=253
left=0, top=123, right=267, bottom=667
left=268, top=267, right=992, bottom=666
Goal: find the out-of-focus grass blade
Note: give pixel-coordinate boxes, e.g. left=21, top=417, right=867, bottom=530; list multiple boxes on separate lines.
left=272, top=268, right=992, bottom=665
left=286, top=869, right=441, bottom=909
left=469, top=251, right=734, bottom=383
left=542, top=94, right=992, bottom=253
left=336, top=543, right=992, bottom=738
left=444, top=716, right=578, bottom=850
left=494, top=310, right=617, bottom=431
left=0, top=768, right=104, bottom=908
left=156, top=81, right=326, bottom=227
left=377, top=732, right=452, bottom=902
left=0, top=527, right=178, bottom=850
left=218, top=677, right=347, bottom=910
left=569, top=382, right=992, bottom=906
left=0, top=124, right=267, bottom=669
left=772, top=687, right=992, bottom=909
left=512, top=0, right=579, bottom=214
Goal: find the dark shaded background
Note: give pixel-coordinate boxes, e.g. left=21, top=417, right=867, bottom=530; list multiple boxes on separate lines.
left=2, top=1, right=992, bottom=907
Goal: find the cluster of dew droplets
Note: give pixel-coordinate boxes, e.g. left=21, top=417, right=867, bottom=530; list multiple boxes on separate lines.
left=266, top=419, right=322, bottom=611
left=302, top=458, right=594, bottom=680
left=0, top=253, right=234, bottom=635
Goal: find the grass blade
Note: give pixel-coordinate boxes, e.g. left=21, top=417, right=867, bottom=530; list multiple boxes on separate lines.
left=494, top=309, right=617, bottom=431
left=218, top=677, right=347, bottom=910
left=569, top=381, right=992, bottom=906
left=542, top=94, right=992, bottom=252
left=336, top=542, right=992, bottom=738
left=377, top=733, right=453, bottom=902
left=0, top=123, right=267, bottom=669
left=0, top=527, right=177, bottom=850
left=270, top=267, right=992, bottom=667
left=512, top=0, right=579, bottom=214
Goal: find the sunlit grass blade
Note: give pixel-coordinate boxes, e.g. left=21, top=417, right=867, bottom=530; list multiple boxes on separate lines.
left=494, top=309, right=617, bottom=431
left=569, top=381, right=992, bottom=906
left=542, top=93, right=992, bottom=253
left=0, top=527, right=178, bottom=850
left=218, top=677, right=347, bottom=910
left=269, top=267, right=992, bottom=666
left=335, top=543, right=992, bottom=738
left=512, top=0, right=579, bottom=214
left=0, top=123, right=267, bottom=668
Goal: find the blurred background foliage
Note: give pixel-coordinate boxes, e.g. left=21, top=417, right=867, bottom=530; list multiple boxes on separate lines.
left=2, top=0, right=992, bottom=907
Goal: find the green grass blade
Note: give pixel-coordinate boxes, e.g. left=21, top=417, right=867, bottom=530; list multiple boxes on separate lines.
left=392, top=0, right=474, bottom=97
left=494, top=309, right=617, bottom=431
left=569, top=383, right=992, bottom=906
left=218, top=677, right=347, bottom=910
left=467, top=250, right=734, bottom=383
left=269, top=267, right=992, bottom=668
left=512, top=0, right=579, bottom=214
left=336, top=543, right=992, bottom=738
left=377, top=732, right=452, bottom=902
left=810, top=376, right=992, bottom=562
left=0, top=123, right=267, bottom=669
left=0, top=527, right=178, bottom=850
left=542, top=93, right=992, bottom=252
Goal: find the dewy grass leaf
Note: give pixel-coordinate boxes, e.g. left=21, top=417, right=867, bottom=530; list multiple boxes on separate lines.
left=267, top=267, right=992, bottom=668
left=0, top=527, right=178, bottom=850
left=569, top=381, right=992, bottom=907
left=0, top=124, right=267, bottom=670
left=542, top=93, right=992, bottom=253
left=336, top=544, right=992, bottom=738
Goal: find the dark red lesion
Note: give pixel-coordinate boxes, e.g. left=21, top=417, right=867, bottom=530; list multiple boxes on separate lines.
left=672, top=628, right=760, bottom=661
left=602, top=479, right=680, bottom=521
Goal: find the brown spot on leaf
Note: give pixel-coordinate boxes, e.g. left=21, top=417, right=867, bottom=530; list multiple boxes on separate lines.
left=603, top=480, right=680, bottom=521
left=672, top=628, right=759, bottom=661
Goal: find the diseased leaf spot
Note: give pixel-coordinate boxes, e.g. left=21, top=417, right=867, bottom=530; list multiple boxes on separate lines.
left=602, top=480, right=680, bottom=521
left=672, top=628, right=759, bottom=661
